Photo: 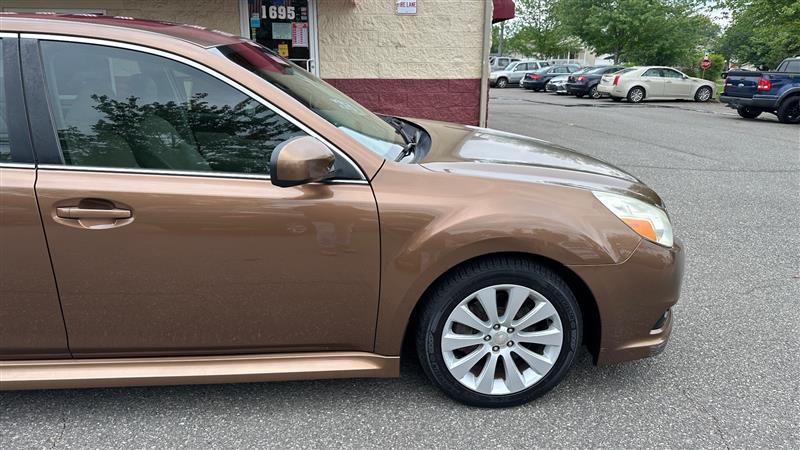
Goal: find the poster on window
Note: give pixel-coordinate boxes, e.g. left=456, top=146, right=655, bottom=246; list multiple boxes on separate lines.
left=272, top=22, right=292, bottom=40
left=396, top=0, right=417, bottom=15
left=292, top=22, right=309, bottom=48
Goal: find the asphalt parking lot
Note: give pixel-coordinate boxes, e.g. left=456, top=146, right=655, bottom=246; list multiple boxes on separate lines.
left=2, top=89, right=798, bottom=449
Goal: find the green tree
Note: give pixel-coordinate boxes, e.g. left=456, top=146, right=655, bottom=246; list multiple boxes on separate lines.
left=498, top=0, right=582, bottom=58
left=553, top=0, right=717, bottom=66
left=718, top=0, right=800, bottom=69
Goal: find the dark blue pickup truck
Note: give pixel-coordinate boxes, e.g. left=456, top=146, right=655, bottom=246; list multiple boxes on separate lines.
left=720, top=56, right=800, bottom=124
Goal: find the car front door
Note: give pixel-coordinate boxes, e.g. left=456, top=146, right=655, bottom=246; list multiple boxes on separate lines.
left=662, top=68, right=693, bottom=98
left=0, top=35, right=69, bottom=360
left=641, top=68, right=666, bottom=97
left=25, top=37, right=381, bottom=357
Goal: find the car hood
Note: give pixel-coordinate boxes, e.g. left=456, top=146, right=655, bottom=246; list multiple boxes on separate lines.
left=410, top=119, right=664, bottom=207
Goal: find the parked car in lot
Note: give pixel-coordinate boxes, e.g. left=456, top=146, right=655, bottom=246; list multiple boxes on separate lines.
left=0, top=14, right=684, bottom=408
left=720, top=56, right=800, bottom=124
left=490, top=56, right=520, bottom=72
left=521, top=64, right=582, bottom=91
left=598, top=66, right=716, bottom=103
left=566, top=66, right=625, bottom=99
left=490, top=59, right=551, bottom=88
left=545, top=74, right=570, bottom=94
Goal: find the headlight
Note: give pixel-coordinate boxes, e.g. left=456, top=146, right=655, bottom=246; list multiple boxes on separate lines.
left=592, top=191, right=674, bottom=247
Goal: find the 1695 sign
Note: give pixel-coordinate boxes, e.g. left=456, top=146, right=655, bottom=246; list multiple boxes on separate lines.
left=262, top=5, right=296, bottom=20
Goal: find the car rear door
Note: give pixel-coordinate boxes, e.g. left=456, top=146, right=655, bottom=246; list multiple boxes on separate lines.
left=23, top=36, right=381, bottom=358
left=0, top=34, right=69, bottom=359
left=641, top=68, right=666, bottom=97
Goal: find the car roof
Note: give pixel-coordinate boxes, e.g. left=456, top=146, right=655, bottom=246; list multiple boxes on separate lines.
left=0, top=12, right=242, bottom=48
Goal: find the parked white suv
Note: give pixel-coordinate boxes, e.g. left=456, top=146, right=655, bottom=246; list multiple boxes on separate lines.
left=490, top=60, right=552, bottom=88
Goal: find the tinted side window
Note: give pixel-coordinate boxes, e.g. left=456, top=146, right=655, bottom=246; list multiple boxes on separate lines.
left=782, top=60, right=800, bottom=72
left=643, top=69, right=663, bottom=77
left=40, top=41, right=305, bottom=175
left=662, top=69, right=683, bottom=78
left=0, top=39, right=10, bottom=162
left=514, top=63, right=527, bottom=71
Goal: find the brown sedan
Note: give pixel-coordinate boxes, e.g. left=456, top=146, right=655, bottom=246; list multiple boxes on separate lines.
left=0, top=15, right=683, bottom=407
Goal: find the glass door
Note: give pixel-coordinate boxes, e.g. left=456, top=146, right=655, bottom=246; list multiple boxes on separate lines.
left=247, top=0, right=315, bottom=73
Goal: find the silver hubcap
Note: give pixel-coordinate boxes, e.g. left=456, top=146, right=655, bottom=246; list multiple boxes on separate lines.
left=630, top=88, right=644, bottom=102
left=440, top=284, right=563, bottom=395
left=698, top=88, right=710, bottom=101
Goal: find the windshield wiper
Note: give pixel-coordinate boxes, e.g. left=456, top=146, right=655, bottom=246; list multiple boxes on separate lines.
left=385, top=116, right=420, bottom=161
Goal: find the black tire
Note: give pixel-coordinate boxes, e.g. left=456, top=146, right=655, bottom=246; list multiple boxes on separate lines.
left=589, top=85, right=601, bottom=99
left=776, top=96, right=800, bottom=124
left=496, top=77, right=508, bottom=89
left=694, top=86, right=713, bottom=102
left=737, top=106, right=762, bottom=119
left=627, top=86, right=645, bottom=103
left=611, top=96, right=623, bottom=102
left=415, top=256, right=582, bottom=408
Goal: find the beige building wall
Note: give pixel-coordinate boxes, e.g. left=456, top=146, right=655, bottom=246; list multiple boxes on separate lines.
left=1, top=0, right=241, bottom=35
left=316, top=0, right=486, bottom=80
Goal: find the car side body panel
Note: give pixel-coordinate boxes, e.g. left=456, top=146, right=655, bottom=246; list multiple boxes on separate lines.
left=370, top=161, right=644, bottom=355
left=34, top=169, right=381, bottom=357
left=0, top=168, right=69, bottom=359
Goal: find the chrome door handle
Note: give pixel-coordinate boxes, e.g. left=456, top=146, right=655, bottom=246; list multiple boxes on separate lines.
left=56, top=207, right=132, bottom=219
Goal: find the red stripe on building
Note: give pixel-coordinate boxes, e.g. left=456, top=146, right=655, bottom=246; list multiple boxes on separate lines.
left=327, top=78, right=482, bottom=126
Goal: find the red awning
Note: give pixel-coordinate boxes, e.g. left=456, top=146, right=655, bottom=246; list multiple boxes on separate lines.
left=492, top=0, right=515, bottom=23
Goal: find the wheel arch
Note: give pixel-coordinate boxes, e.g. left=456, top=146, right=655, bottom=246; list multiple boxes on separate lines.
left=628, top=84, right=647, bottom=98
left=777, top=89, right=800, bottom=107
left=401, top=251, right=602, bottom=365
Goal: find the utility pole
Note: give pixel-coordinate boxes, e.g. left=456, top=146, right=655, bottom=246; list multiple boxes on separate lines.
left=498, top=21, right=505, bottom=56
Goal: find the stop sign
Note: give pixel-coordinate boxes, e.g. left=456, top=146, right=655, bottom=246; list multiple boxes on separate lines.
left=701, top=59, right=711, bottom=70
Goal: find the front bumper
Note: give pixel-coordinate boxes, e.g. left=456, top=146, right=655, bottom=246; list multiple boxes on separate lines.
left=546, top=83, right=567, bottom=93
left=569, top=238, right=685, bottom=366
left=719, top=94, right=778, bottom=110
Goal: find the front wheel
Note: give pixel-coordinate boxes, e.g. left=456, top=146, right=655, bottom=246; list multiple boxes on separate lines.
left=737, top=106, right=762, bottom=119
left=416, top=257, right=582, bottom=407
left=777, top=96, right=800, bottom=124
left=694, top=86, right=713, bottom=102
left=496, top=78, right=508, bottom=89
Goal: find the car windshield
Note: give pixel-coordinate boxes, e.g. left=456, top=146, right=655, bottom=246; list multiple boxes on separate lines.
left=212, top=41, right=404, bottom=158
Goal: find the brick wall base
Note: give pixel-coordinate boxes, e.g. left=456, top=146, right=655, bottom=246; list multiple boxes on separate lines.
left=325, top=78, right=482, bottom=126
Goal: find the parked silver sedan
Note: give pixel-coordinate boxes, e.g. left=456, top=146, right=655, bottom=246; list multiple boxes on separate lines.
left=597, top=66, right=716, bottom=103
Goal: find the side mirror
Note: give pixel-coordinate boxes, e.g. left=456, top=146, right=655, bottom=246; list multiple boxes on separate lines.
left=270, top=136, right=335, bottom=187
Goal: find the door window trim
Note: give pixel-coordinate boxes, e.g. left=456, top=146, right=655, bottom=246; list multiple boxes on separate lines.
left=1, top=32, right=36, bottom=167
left=20, top=33, right=367, bottom=183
